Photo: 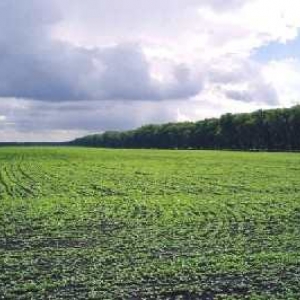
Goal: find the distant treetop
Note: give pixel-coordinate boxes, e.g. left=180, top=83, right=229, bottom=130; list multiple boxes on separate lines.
left=71, top=105, right=300, bottom=151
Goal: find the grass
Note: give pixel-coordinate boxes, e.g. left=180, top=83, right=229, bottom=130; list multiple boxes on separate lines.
left=1, top=147, right=300, bottom=299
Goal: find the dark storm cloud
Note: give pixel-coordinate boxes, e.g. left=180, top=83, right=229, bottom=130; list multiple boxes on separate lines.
left=224, top=81, right=278, bottom=105
left=0, top=99, right=176, bottom=134
left=93, top=45, right=203, bottom=101
left=0, top=0, right=203, bottom=102
left=208, top=59, right=279, bottom=105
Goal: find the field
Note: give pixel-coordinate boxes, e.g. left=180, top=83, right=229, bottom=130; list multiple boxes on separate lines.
left=1, top=147, right=300, bottom=299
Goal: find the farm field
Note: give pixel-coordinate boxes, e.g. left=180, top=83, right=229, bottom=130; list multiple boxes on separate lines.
left=1, top=147, right=300, bottom=299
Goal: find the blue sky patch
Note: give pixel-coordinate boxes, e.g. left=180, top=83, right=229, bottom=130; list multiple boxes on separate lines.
left=254, top=36, right=300, bottom=62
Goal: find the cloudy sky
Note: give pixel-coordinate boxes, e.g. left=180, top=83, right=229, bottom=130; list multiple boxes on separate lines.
left=1, top=0, right=300, bottom=141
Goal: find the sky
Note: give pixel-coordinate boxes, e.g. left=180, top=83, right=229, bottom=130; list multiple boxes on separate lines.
left=1, top=0, right=300, bottom=142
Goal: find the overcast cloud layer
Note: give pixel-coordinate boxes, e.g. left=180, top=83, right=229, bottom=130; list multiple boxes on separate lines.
left=1, top=0, right=300, bottom=141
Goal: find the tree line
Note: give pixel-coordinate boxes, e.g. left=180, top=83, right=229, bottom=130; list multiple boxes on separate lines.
left=71, top=105, right=300, bottom=151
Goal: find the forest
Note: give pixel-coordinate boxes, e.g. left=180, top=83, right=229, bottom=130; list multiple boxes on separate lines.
left=72, top=105, right=300, bottom=151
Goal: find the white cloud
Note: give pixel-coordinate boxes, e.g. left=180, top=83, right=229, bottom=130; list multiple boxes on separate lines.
left=262, top=58, right=300, bottom=107
left=194, top=0, right=300, bottom=59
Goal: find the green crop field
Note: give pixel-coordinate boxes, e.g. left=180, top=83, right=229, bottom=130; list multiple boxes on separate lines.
left=1, top=147, right=300, bottom=299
